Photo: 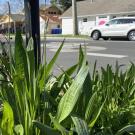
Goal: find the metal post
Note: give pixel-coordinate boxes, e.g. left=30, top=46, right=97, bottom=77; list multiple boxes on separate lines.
left=30, top=0, right=41, bottom=67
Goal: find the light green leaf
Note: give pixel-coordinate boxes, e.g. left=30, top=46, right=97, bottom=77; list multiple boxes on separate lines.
left=0, top=101, right=14, bottom=135
left=56, top=64, right=89, bottom=123
left=49, top=114, right=69, bottom=135
left=89, top=99, right=106, bottom=128
left=71, top=116, right=89, bottom=135
left=46, top=41, right=64, bottom=78
left=85, top=92, right=98, bottom=123
left=14, top=124, right=24, bottom=135
left=116, top=125, right=135, bottom=135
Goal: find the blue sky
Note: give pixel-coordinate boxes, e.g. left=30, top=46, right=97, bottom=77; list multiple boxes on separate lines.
left=0, top=0, right=50, bottom=3
left=0, top=0, right=50, bottom=13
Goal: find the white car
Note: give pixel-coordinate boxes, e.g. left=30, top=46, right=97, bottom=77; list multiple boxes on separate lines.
left=89, top=17, right=135, bottom=41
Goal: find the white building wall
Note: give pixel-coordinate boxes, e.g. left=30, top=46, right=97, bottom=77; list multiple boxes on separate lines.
left=78, top=17, right=96, bottom=35
left=62, top=18, right=73, bottom=34
left=62, top=13, right=135, bottom=35
left=62, top=17, right=96, bottom=35
left=40, top=17, right=46, bottom=35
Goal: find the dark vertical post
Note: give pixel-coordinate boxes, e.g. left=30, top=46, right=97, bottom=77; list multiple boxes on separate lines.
left=25, top=0, right=41, bottom=67
left=30, top=0, right=41, bottom=67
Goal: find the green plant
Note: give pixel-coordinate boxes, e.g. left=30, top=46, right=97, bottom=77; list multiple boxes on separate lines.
left=1, top=32, right=135, bottom=135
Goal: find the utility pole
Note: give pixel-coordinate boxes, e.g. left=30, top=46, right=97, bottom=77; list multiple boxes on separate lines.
left=24, top=0, right=41, bottom=67
left=72, top=0, right=78, bottom=35
left=7, top=2, right=11, bottom=42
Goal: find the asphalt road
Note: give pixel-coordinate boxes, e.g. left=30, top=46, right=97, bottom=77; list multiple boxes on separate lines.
left=6, top=37, right=135, bottom=74
left=43, top=38, right=135, bottom=75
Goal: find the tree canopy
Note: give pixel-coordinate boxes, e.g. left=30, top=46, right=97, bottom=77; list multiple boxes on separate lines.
left=50, top=0, right=84, bottom=11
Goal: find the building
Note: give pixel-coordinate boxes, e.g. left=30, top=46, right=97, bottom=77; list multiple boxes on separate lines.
left=40, top=4, right=62, bottom=16
left=0, top=14, right=25, bottom=33
left=61, top=0, right=135, bottom=35
left=40, top=5, right=62, bottom=34
left=40, top=15, right=62, bottom=34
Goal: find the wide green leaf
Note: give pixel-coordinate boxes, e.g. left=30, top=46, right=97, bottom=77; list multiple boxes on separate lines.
left=46, top=40, right=64, bottom=78
left=56, top=63, right=89, bottom=123
left=85, top=92, right=98, bottom=123
left=14, top=31, right=28, bottom=79
left=71, top=116, right=89, bottom=135
left=116, top=125, right=135, bottom=135
left=49, top=114, right=69, bottom=135
left=0, top=101, right=14, bottom=135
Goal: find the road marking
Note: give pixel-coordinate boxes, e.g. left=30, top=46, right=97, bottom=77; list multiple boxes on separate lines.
left=87, top=53, right=128, bottom=58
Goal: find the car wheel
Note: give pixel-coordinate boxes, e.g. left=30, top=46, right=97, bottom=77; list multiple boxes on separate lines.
left=92, top=31, right=100, bottom=40
left=103, top=37, right=109, bottom=40
left=128, top=30, right=135, bottom=41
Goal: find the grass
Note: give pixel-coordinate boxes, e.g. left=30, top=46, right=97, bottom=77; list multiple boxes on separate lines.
left=5, top=33, right=89, bottom=39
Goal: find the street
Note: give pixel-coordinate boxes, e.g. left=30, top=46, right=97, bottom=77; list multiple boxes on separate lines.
left=44, top=38, right=135, bottom=74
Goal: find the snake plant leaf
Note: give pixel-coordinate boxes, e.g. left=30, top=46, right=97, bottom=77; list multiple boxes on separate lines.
left=46, top=40, right=64, bottom=78
left=85, top=92, right=98, bottom=123
left=38, top=41, right=64, bottom=90
left=26, top=38, right=35, bottom=81
left=15, top=31, right=27, bottom=76
left=0, top=101, right=14, bottom=135
left=33, top=120, right=60, bottom=135
left=49, top=114, right=69, bottom=135
left=88, top=99, right=106, bottom=128
left=71, top=116, right=89, bottom=135
left=56, top=63, right=89, bottom=123
left=116, top=125, right=135, bottom=135
left=14, top=31, right=29, bottom=85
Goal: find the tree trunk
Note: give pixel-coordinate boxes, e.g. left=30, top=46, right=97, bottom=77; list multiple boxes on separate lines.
left=72, top=0, right=78, bottom=35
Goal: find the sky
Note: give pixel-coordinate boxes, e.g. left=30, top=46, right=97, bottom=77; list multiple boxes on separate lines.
left=0, top=0, right=50, bottom=14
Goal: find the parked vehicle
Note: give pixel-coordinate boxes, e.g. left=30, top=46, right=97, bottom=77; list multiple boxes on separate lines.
left=89, top=17, right=135, bottom=41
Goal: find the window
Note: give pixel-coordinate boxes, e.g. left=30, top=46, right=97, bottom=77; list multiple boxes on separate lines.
left=57, top=25, right=60, bottom=28
left=113, top=16, right=116, bottom=18
left=83, top=18, right=87, bottom=22
left=108, top=19, right=118, bottom=25
left=117, top=19, right=135, bottom=24
left=99, top=16, right=107, bottom=18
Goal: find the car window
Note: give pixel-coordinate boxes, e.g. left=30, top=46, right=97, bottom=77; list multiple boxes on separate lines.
left=117, top=19, right=135, bottom=24
left=108, top=19, right=118, bottom=25
left=130, top=19, right=135, bottom=24
left=116, top=19, right=127, bottom=24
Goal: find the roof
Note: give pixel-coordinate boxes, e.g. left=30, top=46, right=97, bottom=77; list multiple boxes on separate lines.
left=10, top=14, right=25, bottom=22
left=0, top=14, right=24, bottom=24
left=61, top=0, right=135, bottom=18
left=40, top=14, right=61, bottom=23
left=40, top=4, right=63, bottom=12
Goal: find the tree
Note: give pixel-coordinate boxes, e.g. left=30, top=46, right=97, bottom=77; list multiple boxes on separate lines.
left=58, top=0, right=84, bottom=11
left=50, top=0, right=57, bottom=5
